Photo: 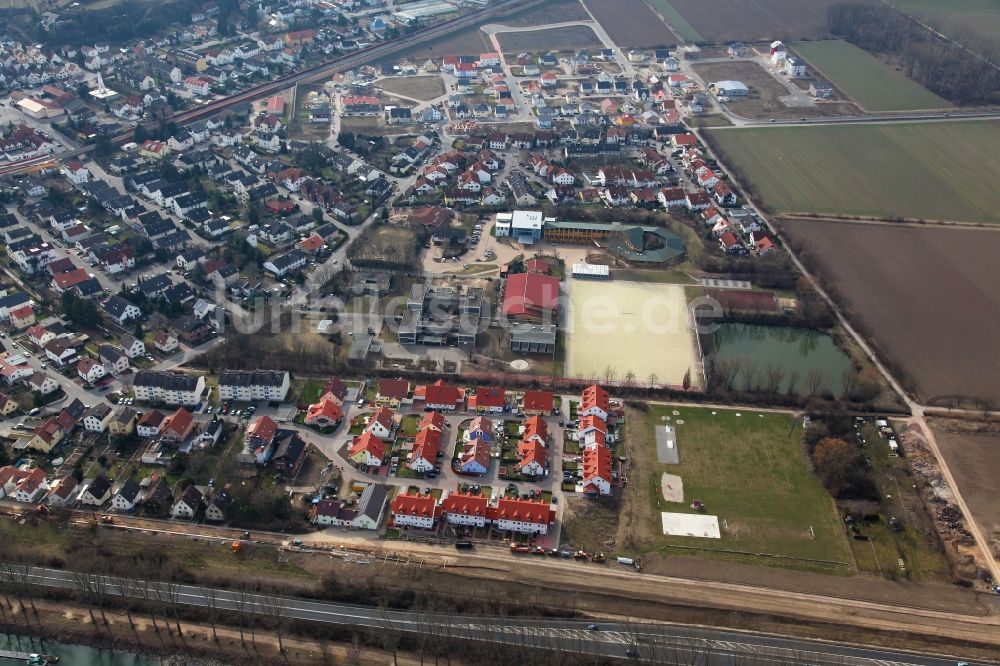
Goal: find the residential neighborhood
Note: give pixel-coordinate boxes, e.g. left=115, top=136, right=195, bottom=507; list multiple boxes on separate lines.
left=0, top=0, right=994, bottom=662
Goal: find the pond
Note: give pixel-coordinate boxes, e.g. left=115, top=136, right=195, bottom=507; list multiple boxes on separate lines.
left=0, top=634, right=158, bottom=666
left=711, top=323, right=853, bottom=394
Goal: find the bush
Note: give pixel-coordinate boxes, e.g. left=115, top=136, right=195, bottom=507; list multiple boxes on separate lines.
left=812, top=437, right=877, bottom=500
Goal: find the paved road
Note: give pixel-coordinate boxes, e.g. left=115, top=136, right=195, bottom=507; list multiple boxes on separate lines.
left=9, top=564, right=993, bottom=666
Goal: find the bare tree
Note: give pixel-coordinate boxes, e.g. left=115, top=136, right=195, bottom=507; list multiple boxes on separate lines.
left=840, top=368, right=860, bottom=400
left=261, top=585, right=289, bottom=653
left=715, top=358, right=741, bottom=391
left=377, top=601, right=401, bottom=666
left=234, top=582, right=255, bottom=647
left=740, top=359, right=759, bottom=392
left=204, top=585, right=220, bottom=643
left=785, top=368, right=801, bottom=396
left=764, top=362, right=786, bottom=395
left=805, top=368, right=825, bottom=397
left=647, top=372, right=658, bottom=389
left=9, top=562, right=38, bottom=615
left=0, top=561, right=27, bottom=615
left=109, top=565, right=140, bottom=631
left=70, top=571, right=100, bottom=626
left=160, top=578, right=185, bottom=635
left=132, top=561, right=162, bottom=635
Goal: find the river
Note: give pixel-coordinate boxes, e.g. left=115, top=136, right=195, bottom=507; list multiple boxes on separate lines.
left=0, top=634, right=157, bottom=666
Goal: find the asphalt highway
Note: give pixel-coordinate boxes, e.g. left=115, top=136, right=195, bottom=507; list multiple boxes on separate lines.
left=9, top=564, right=992, bottom=666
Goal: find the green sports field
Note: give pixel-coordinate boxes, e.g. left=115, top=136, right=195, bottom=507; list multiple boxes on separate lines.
left=632, top=406, right=852, bottom=571
left=793, top=40, right=951, bottom=111
left=705, top=120, right=1000, bottom=223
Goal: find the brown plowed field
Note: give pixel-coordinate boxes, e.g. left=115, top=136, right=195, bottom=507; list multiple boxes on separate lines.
left=931, top=423, right=1000, bottom=547
left=582, top=0, right=676, bottom=47
left=664, top=0, right=869, bottom=42
left=779, top=219, right=1000, bottom=404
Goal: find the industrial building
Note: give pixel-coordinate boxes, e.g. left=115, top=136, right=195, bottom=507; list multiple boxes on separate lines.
left=712, top=80, right=750, bottom=97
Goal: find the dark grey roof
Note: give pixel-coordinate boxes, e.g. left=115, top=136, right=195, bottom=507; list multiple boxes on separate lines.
left=116, top=478, right=141, bottom=503
left=72, top=278, right=104, bottom=298
left=98, top=344, right=125, bottom=363
left=267, top=249, right=305, bottom=272
left=138, top=273, right=172, bottom=296
left=359, top=483, right=388, bottom=523
left=134, top=370, right=201, bottom=391
left=86, top=475, right=112, bottom=499
left=179, top=484, right=203, bottom=507
left=219, top=370, right=286, bottom=388
left=103, top=295, right=137, bottom=319
left=153, top=229, right=190, bottom=250
left=0, top=292, right=31, bottom=310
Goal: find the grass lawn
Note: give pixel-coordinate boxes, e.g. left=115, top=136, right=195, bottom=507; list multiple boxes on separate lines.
left=399, top=414, right=419, bottom=436
left=644, top=0, right=705, bottom=42
left=624, top=405, right=853, bottom=572
left=378, top=75, right=446, bottom=101
left=296, top=378, right=328, bottom=405
left=705, top=120, right=1000, bottom=223
left=792, top=40, right=951, bottom=112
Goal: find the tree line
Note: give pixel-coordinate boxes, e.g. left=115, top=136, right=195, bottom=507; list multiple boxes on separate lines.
left=827, top=3, right=999, bottom=105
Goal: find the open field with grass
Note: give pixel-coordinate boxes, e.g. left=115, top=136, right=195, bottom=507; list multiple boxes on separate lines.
left=887, top=0, right=1000, bottom=54
left=497, top=25, right=603, bottom=52
left=581, top=0, right=676, bottom=47
left=779, top=219, right=1000, bottom=404
left=643, top=0, right=704, bottom=42
left=620, top=405, right=852, bottom=572
left=661, top=0, right=849, bottom=42
left=705, top=120, right=1000, bottom=223
left=501, top=0, right=591, bottom=26
left=378, top=75, right=446, bottom=101
left=792, top=40, right=951, bottom=111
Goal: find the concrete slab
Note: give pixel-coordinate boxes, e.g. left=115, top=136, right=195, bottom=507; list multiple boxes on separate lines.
left=655, top=425, right=679, bottom=464
left=661, top=512, right=721, bottom=538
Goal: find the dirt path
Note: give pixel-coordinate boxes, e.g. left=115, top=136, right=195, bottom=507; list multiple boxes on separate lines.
left=911, top=412, right=1000, bottom=583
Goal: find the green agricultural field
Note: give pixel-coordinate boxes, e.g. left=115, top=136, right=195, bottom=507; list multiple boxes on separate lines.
left=793, top=40, right=951, bottom=111
left=644, top=0, right=705, bottom=42
left=705, top=120, right=1000, bottom=223
left=887, top=0, right=1000, bottom=53
left=627, top=406, right=852, bottom=571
